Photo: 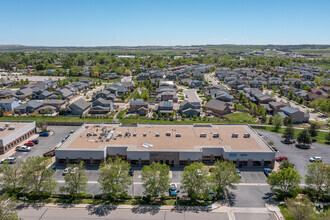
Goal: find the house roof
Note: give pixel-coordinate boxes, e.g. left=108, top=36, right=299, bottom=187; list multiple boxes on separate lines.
left=69, top=98, right=91, bottom=111
left=0, top=97, right=17, bottom=104
left=130, top=100, right=147, bottom=105
left=204, top=99, right=230, bottom=111
left=280, top=107, right=300, bottom=115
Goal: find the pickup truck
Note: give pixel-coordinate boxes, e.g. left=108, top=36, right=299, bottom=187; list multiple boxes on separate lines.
left=169, top=183, right=177, bottom=196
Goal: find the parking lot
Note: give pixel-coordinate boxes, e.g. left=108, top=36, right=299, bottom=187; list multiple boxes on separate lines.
left=1, top=126, right=79, bottom=164
left=257, top=129, right=329, bottom=177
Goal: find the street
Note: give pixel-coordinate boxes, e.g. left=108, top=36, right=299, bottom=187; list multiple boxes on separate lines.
left=17, top=205, right=277, bottom=220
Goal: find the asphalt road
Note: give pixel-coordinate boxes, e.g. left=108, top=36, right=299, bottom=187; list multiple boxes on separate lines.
left=256, top=129, right=329, bottom=177
left=17, top=206, right=276, bottom=220
left=182, top=89, right=201, bottom=103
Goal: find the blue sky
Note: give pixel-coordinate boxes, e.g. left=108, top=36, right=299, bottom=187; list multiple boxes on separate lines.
left=0, top=0, right=329, bottom=46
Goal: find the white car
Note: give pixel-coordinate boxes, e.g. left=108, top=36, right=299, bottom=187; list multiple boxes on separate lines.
left=1, top=157, right=17, bottom=164
left=63, top=167, right=79, bottom=175
left=309, top=156, right=322, bottom=162
left=17, top=146, right=31, bottom=152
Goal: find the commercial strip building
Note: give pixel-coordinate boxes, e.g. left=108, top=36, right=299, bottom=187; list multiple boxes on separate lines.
left=0, top=121, right=36, bottom=154
left=55, top=123, right=275, bottom=168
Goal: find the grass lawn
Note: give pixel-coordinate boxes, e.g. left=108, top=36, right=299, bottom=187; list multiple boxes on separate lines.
left=235, top=105, right=248, bottom=110
left=224, top=112, right=256, bottom=122
left=279, top=204, right=329, bottom=220
left=1, top=116, right=113, bottom=123
left=258, top=126, right=329, bottom=145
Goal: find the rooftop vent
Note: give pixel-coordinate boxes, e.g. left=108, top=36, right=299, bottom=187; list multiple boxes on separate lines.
left=166, top=132, right=171, bottom=136
left=117, top=132, right=122, bottom=137
left=232, top=133, right=238, bottom=138
left=213, top=133, right=219, bottom=138
left=244, top=133, right=250, bottom=138
left=85, top=125, right=89, bottom=128
left=175, top=133, right=181, bottom=137
left=143, top=133, right=147, bottom=137
left=5, top=123, right=9, bottom=127
left=133, top=132, right=137, bottom=137
left=200, top=133, right=206, bottom=138
left=155, top=133, right=160, bottom=137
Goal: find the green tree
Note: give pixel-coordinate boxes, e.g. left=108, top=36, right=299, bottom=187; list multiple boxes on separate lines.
left=0, top=162, right=22, bottom=194
left=141, top=92, right=149, bottom=101
left=279, top=160, right=295, bottom=170
left=308, top=123, right=319, bottom=138
left=326, top=132, right=330, bottom=144
left=279, top=88, right=285, bottom=96
left=0, top=194, right=19, bottom=220
left=60, top=162, right=88, bottom=198
left=286, top=197, right=315, bottom=220
left=282, top=125, right=295, bottom=143
left=267, top=167, right=302, bottom=198
left=152, top=112, right=157, bottom=118
left=57, top=94, right=62, bottom=100
left=272, top=114, right=283, bottom=132
left=297, top=129, right=312, bottom=146
left=305, top=162, right=329, bottom=200
left=141, top=162, right=170, bottom=199
left=21, top=156, right=57, bottom=194
left=288, top=90, right=294, bottom=100
left=181, top=162, right=209, bottom=200
left=210, top=161, right=240, bottom=199
left=98, top=157, right=132, bottom=199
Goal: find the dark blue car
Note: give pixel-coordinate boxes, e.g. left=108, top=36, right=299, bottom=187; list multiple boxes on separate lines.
left=39, top=132, right=49, bottom=137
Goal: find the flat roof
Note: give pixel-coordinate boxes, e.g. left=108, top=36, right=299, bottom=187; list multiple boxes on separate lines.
left=0, top=122, right=30, bottom=139
left=59, top=124, right=273, bottom=153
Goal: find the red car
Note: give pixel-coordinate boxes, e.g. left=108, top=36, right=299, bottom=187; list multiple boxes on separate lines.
left=276, top=156, right=288, bottom=162
left=24, top=142, right=35, bottom=146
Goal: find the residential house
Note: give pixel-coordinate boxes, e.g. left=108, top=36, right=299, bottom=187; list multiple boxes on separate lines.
left=32, top=89, right=53, bottom=100
left=0, top=98, right=20, bottom=111
left=179, top=100, right=201, bottom=117
left=66, top=98, right=91, bottom=115
left=38, top=105, right=57, bottom=114
left=190, top=80, right=204, bottom=88
left=43, top=99, right=66, bottom=111
left=268, top=101, right=288, bottom=115
left=56, top=88, right=74, bottom=100
left=154, top=101, right=173, bottom=115
left=15, top=88, right=33, bottom=100
left=156, top=92, right=178, bottom=102
left=89, top=98, right=114, bottom=114
left=14, top=100, right=43, bottom=114
left=278, top=107, right=309, bottom=123
left=203, top=99, right=231, bottom=116
left=129, top=100, right=149, bottom=116
left=137, top=73, right=149, bottom=81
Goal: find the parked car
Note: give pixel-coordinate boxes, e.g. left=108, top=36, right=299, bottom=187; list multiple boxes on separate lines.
left=264, top=168, right=272, bottom=177
left=309, top=156, right=322, bottom=162
left=63, top=167, right=79, bottom=175
left=169, top=183, right=177, bottom=197
left=17, top=146, right=31, bottom=152
left=39, top=132, right=49, bottom=137
left=276, top=156, right=288, bottom=162
left=32, top=139, right=39, bottom=144
left=24, top=141, right=35, bottom=146
left=236, top=168, right=241, bottom=178
left=1, top=157, right=17, bottom=164
left=129, top=168, right=134, bottom=176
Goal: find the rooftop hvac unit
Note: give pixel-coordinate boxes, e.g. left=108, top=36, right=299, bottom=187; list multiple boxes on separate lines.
left=166, top=132, right=171, bottom=136
left=244, top=133, right=250, bottom=138
left=232, top=133, right=238, bottom=138
left=213, top=133, right=219, bottom=138
left=85, top=125, right=89, bottom=128
left=106, top=131, right=114, bottom=141
left=143, top=133, right=147, bottom=137
left=175, top=133, right=181, bottom=137
left=93, top=132, right=97, bottom=136
left=86, top=132, right=92, bottom=137
left=155, top=133, right=160, bottom=137
left=0, top=127, right=5, bottom=131
left=5, top=123, right=9, bottom=127
left=117, top=132, right=122, bottom=137
left=200, top=133, right=206, bottom=138
left=133, top=132, right=137, bottom=137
